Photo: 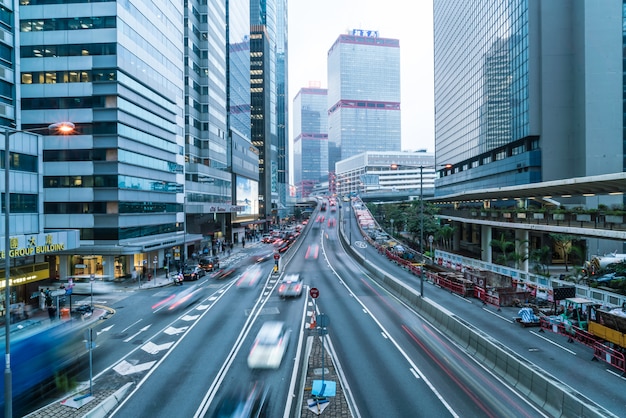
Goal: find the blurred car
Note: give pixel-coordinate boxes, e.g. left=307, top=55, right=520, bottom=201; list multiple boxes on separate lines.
left=276, top=241, right=290, bottom=253
left=253, top=251, right=273, bottom=263
left=199, top=256, right=220, bottom=272
left=152, top=283, right=204, bottom=312
left=247, top=321, right=290, bottom=369
left=304, top=244, right=319, bottom=260
left=277, top=274, right=303, bottom=298
left=214, top=267, right=238, bottom=280
left=182, top=265, right=205, bottom=281
left=211, top=381, right=268, bottom=418
left=237, top=265, right=264, bottom=288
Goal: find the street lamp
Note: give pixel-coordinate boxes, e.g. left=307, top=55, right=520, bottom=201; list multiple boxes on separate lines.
left=3, top=122, right=74, bottom=417
left=390, top=162, right=451, bottom=298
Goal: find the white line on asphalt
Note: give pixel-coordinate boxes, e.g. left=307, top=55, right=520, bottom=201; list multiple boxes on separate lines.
left=530, top=330, right=577, bottom=355
left=451, top=293, right=473, bottom=303
left=121, top=319, right=142, bottom=333
left=606, top=369, right=626, bottom=380
left=482, top=307, right=514, bottom=323
left=410, top=368, right=421, bottom=380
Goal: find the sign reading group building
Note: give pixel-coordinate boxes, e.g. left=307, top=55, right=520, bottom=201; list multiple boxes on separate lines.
left=0, top=231, right=80, bottom=260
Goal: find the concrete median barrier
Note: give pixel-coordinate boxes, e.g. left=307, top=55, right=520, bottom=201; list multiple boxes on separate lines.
left=340, top=227, right=614, bottom=418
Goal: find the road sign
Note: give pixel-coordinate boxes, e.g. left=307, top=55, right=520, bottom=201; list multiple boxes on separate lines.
left=310, top=287, right=319, bottom=299
left=274, top=253, right=280, bottom=260
left=90, top=274, right=95, bottom=282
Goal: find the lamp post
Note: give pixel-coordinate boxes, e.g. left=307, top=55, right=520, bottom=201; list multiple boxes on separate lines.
left=3, top=122, right=73, bottom=417
left=390, top=162, right=451, bottom=298
left=419, top=166, right=425, bottom=297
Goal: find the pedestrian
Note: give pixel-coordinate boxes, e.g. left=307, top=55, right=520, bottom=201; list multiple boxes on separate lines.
left=39, top=289, right=46, bottom=310
left=242, top=238, right=245, bottom=248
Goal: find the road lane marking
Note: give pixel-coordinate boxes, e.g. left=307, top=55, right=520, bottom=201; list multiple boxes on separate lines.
left=410, top=368, right=421, bottom=379
left=529, top=330, right=576, bottom=355
left=482, top=307, right=514, bottom=323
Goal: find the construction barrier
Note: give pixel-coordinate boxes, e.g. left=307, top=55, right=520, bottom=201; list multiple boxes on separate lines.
left=539, top=317, right=626, bottom=374
left=593, top=343, right=626, bottom=374
left=474, top=286, right=500, bottom=308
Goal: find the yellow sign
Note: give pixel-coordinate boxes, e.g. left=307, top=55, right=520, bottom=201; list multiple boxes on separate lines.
left=0, top=234, right=66, bottom=260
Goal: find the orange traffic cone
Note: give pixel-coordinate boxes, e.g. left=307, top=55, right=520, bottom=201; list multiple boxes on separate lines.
left=309, top=314, right=317, bottom=329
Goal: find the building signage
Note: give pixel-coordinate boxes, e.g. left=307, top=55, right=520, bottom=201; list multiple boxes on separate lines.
left=207, top=204, right=246, bottom=214
left=352, top=29, right=379, bottom=38
left=0, top=233, right=66, bottom=260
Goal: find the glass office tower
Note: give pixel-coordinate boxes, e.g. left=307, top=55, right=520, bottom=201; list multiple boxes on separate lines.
left=251, top=0, right=288, bottom=225
left=434, top=1, right=623, bottom=196
left=20, top=0, right=186, bottom=279
left=293, top=87, right=328, bottom=197
left=327, top=30, right=401, bottom=168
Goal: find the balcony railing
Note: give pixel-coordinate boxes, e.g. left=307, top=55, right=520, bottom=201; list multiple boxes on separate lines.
left=438, top=208, right=626, bottom=232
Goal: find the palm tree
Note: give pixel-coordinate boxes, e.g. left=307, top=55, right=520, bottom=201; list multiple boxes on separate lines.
left=489, top=233, right=515, bottom=266
left=530, top=245, right=552, bottom=276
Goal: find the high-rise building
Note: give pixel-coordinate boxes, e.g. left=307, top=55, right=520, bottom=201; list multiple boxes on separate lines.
left=185, top=0, right=238, bottom=257
left=227, top=0, right=260, bottom=242
left=250, top=0, right=288, bottom=225
left=327, top=29, right=401, bottom=171
left=293, top=86, right=328, bottom=198
left=20, top=0, right=188, bottom=279
left=434, top=1, right=623, bottom=197
left=433, top=1, right=625, bottom=256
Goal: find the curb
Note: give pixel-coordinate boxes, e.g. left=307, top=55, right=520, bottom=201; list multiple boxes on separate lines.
left=83, top=382, right=133, bottom=418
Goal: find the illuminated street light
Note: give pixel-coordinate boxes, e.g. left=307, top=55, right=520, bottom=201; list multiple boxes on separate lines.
left=3, top=122, right=74, bottom=417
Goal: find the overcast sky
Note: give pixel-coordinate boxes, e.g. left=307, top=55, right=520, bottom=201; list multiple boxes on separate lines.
left=287, top=0, right=435, bottom=153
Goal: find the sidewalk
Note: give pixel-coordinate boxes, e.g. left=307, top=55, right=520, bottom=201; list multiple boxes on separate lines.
left=22, top=239, right=265, bottom=418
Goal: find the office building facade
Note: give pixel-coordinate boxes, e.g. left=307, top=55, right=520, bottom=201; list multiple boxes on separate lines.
left=250, top=0, right=288, bottom=224
left=434, top=1, right=623, bottom=196
left=336, top=151, right=435, bottom=197
left=293, top=87, right=328, bottom=198
left=433, top=1, right=625, bottom=257
left=327, top=29, right=401, bottom=169
left=227, top=0, right=260, bottom=242
left=20, top=0, right=189, bottom=279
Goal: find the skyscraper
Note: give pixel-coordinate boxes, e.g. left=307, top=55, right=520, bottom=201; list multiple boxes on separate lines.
left=434, top=1, right=623, bottom=198
left=250, top=0, right=288, bottom=224
left=293, top=86, right=328, bottom=197
left=327, top=29, right=401, bottom=172
left=20, top=1, right=188, bottom=279
left=227, top=0, right=260, bottom=242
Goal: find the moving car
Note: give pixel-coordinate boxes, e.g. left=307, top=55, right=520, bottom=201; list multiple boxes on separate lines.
left=182, top=265, right=205, bottom=281
left=211, top=381, right=268, bottom=418
left=237, top=265, right=264, bottom=288
left=199, top=256, right=220, bottom=272
left=277, top=274, right=303, bottom=298
left=152, top=283, right=205, bottom=312
left=247, top=321, right=290, bottom=369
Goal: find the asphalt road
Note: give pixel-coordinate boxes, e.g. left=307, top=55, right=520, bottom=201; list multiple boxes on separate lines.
left=21, top=203, right=625, bottom=418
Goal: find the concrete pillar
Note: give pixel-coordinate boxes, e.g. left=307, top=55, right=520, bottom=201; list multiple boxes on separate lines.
left=452, top=221, right=461, bottom=251
left=516, top=229, right=529, bottom=272
left=59, top=255, right=70, bottom=280
left=103, top=255, right=115, bottom=280
left=481, top=224, right=492, bottom=263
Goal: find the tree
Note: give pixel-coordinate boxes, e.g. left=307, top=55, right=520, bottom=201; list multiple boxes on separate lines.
left=549, top=233, right=580, bottom=272
left=435, top=224, right=455, bottom=250
left=489, top=233, right=516, bottom=266
left=529, top=245, right=551, bottom=276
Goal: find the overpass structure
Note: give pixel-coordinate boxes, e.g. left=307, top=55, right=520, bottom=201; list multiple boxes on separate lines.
left=427, top=172, right=626, bottom=267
